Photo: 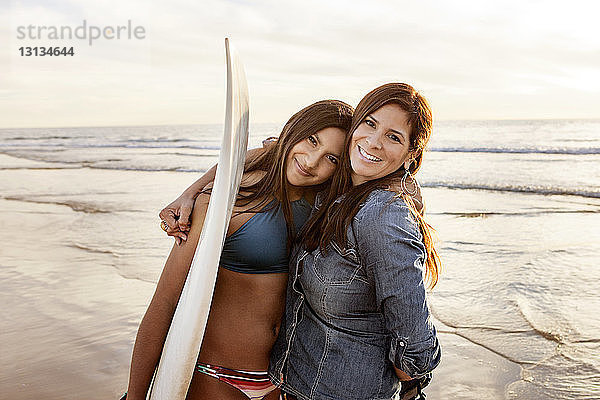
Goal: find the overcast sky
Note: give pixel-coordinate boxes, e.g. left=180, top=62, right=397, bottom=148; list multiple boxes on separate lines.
left=1, top=0, right=599, bottom=128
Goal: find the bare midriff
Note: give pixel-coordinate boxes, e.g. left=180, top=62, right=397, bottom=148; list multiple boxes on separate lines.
left=196, top=266, right=288, bottom=370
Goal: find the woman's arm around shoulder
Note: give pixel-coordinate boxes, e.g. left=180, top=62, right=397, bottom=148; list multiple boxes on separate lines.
left=159, top=166, right=217, bottom=244
left=354, top=190, right=441, bottom=379
left=126, top=194, right=211, bottom=400
left=159, top=145, right=270, bottom=243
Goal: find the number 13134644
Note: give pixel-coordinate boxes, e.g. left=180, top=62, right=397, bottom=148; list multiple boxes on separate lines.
left=19, top=47, right=75, bottom=56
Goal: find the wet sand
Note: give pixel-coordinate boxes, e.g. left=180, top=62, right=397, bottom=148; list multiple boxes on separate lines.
left=0, top=159, right=526, bottom=399
left=426, top=318, right=521, bottom=399
left=2, top=205, right=521, bottom=399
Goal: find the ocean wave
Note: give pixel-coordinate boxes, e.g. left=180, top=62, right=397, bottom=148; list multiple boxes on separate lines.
left=3, top=135, right=91, bottom=140
left=121, top=138, right=197, bottom=143
left=515, top=295, right=566, bottom=344
left=0, top=151, right=211, bottom=172
left=4, top=143, right=598, bottom=155
left=423, top=181, right=600, bottom=199
left=86, top=165, right=205, bottom=173
left=430, top=146, right=600, bottom=155
left=438, top=210, right=599, bottom=217
left=0, top=143, right=221, bottom=150
left=0, top=166, right=81, bottom=171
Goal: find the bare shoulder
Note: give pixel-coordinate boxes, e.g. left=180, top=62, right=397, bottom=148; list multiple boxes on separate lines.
left=191, top=192, right=210, bottom=223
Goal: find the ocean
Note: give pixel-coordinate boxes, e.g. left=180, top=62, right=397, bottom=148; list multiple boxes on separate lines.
left=1, top=119, right=599, bottom=399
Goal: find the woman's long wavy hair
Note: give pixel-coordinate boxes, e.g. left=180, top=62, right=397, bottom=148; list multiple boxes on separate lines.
left=301, top=83, right=440, bottom=289
left=232, top=99, right=353, bottom=247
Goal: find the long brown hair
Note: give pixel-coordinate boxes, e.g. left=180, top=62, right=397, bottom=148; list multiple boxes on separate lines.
left=301, top=83, right=440, bottom=288
left=233, top=99, right=353, bottom=247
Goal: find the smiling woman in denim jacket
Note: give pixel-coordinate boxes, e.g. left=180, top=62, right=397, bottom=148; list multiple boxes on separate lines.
left=269, top=83, right=442, bottom=400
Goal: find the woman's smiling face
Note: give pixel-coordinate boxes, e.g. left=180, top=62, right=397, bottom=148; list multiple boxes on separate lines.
left=285, top=126, right=346, bottom=188
left=349, top=103, right=413, bottom=186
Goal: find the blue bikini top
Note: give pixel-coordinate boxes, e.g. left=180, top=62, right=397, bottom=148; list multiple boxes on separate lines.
left=219, top=197, right=312, bottom=274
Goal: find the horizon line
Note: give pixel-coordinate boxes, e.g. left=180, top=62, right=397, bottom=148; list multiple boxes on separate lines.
left=2, top=117, right=600, bottom=130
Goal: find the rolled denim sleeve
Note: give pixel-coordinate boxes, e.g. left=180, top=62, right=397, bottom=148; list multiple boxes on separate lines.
left=355, top=192, right=441, bottom=378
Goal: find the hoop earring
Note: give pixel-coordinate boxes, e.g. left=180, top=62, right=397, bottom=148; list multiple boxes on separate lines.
left=401, top=167, right=418, bottom=197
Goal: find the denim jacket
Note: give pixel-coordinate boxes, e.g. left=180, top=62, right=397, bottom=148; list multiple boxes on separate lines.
left=269, top=189, right=441, bottom=400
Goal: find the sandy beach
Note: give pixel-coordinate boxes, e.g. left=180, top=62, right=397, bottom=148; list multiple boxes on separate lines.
left=0, top=158, right=535, bottom=399
left=2, top=117, right=599, bottom=399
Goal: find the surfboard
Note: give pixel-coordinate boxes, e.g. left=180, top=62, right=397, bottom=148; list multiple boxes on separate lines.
left=148, top=38, right=249, bottom=400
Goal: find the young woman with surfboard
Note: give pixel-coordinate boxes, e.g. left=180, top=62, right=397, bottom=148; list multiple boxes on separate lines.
left=163, top=83, right=439, bottom=400
left=126, top=100, right=353, bottom=400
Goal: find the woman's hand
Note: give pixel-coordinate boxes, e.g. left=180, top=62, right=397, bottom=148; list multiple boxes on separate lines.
left=158, top=143, right=272, bottom=245
left=398, top=373, right=432, bottom=400
left=159, top=165, right=218, bottom=244
left=159, top=194, right=195, bottom=245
